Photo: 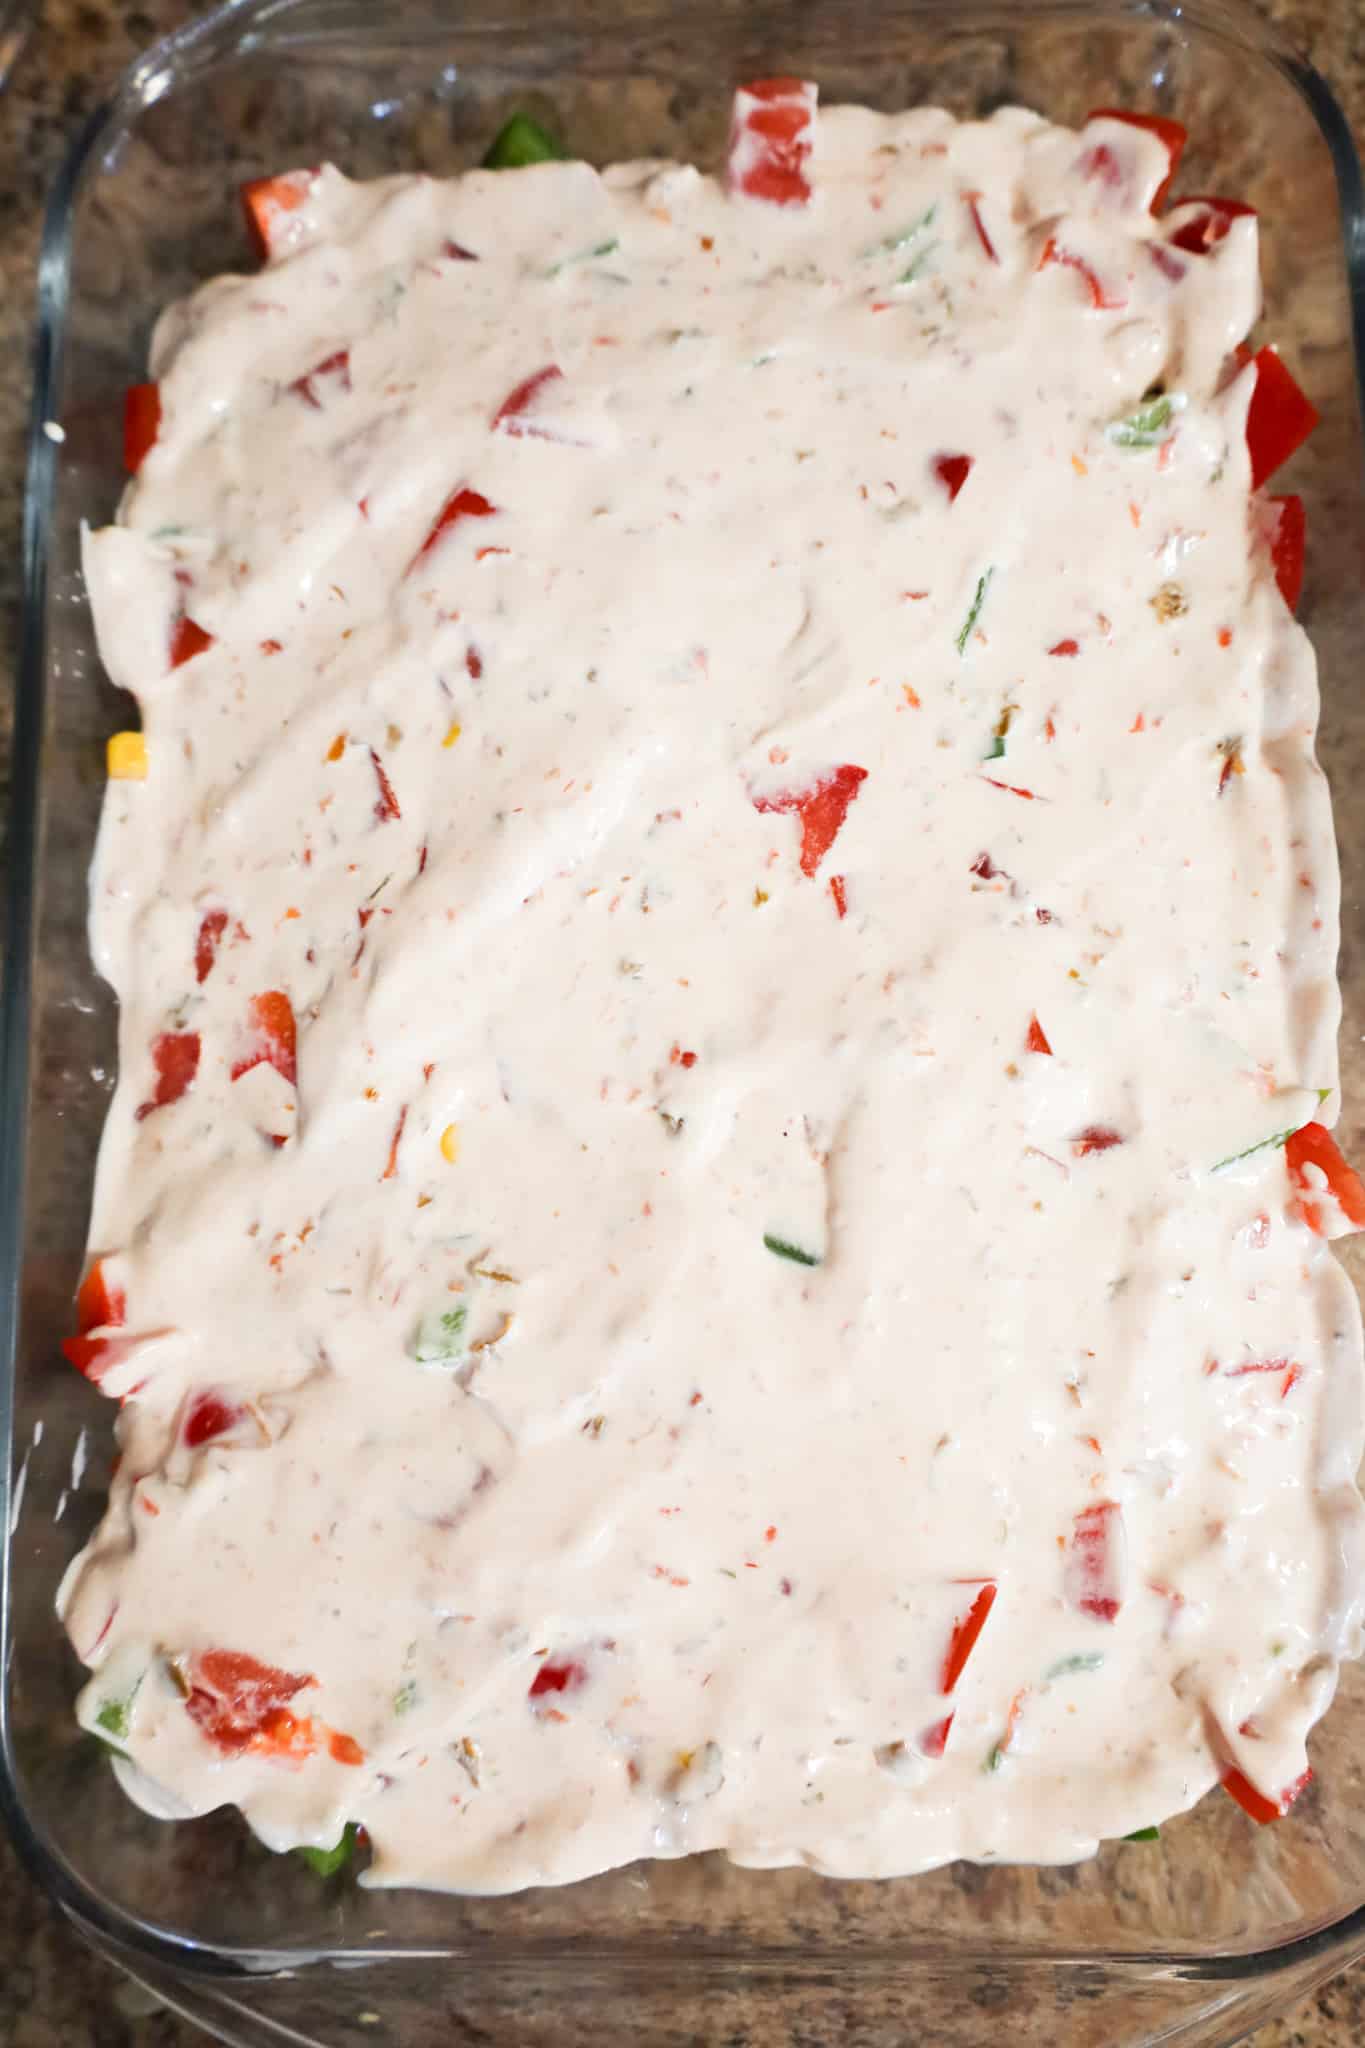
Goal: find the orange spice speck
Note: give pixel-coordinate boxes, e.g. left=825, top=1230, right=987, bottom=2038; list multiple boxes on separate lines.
left=382, top=1105, right=408, bottom=1180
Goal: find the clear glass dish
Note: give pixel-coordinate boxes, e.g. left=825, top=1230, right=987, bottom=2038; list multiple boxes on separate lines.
left=5, top=0, right=1365, bottom=2040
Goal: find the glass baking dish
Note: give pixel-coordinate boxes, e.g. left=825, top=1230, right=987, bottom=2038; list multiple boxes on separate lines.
left=6, top=0, right=1365, bottom=2040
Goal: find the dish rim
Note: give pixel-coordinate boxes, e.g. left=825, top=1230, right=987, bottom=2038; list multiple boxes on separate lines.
left=5, top=0, right=1365, bottom=1992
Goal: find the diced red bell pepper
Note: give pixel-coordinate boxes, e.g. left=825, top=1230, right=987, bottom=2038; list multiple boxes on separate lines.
left=1026, top=1014, right=1053, bottom=1055
left=62, top=1257, right=130, bottom=1379
left=1223, top=1356, right=1301, bottom=1399
left=240, top=170, right=316, bottom=263
left=919, top=1714, right=953, bottom=1758
left=940, top=1581, right=997, bottom=1694
left=1038, top=235, right=1125, bottom=310
left=408, top=485, right=498, bottom=573
left=135, top=1031, right=201, bottom=1121
left=964, top=192, right=997, bottom=264
left=1285, top=1120, right=1365, bottom=1234
left=75, top=1257, right=125, bottom=1336
left=1245, top=346, right=1319, bottom=490
left=184, top=1648, right=318, bottom=1756
left=1072, top=1125, right=1124, bottom=1157
left=753, top=763, right=868, bottom=878
left=528, top=1658, right=587, bottom=1705
left=184, top=1391, right=249, bottom=1449
left=934, top=453, right=973, bottom=502
left=1268, top=493, right=1305, bottom=612
left=1169, top=195, right=1256, bottom=255
left=288, top=349, right=352, bottom=409
left=370, top=747, right=401, bottom=823
left=66, top=1326, right=113, bottom=1375
left=62, top=1332, right=138, bottom=1382
left=123, top=382, right=161, bottom=474
left=828, top=874, right=848, bottom=919
left=231, top=991, right=297, bottom=1087
left=491, top=363, right=565, bottom=438
left=725, top=78, right=817, bottom=207
left=194, top=907, right=229, bottom=985
left=1147, top=242, right=1185, bottom=284
left=170, top=615, right=215, bottom=669
left=1084, top=108, right=1187, bottom=212
left=1065, top=1499, right=1125, bottom=1623
left=1222, top=1763, right=1312, bottom=1825
left=1077, top=139, right=1125, bottom=192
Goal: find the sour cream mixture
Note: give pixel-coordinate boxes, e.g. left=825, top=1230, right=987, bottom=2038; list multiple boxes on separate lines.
left=61, top=93, right=1365, bottom=1891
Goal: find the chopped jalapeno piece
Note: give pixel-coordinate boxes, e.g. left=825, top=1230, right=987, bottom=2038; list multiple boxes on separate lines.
left=484, top=113, right=565, bottom=170
left=1106, top=392, right=1184, bottom=449
left=763, top=1233, right=820, bottom=1267
left=412, top=1300, right=470, bottom=1368
left=298, top=1820, right=362, bottom=1878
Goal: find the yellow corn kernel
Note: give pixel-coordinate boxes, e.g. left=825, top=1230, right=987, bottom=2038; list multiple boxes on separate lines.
left=440, top=1123, right=460, bottom=1164
left=107, top=731, right=147, bottom=780
left=442, top=720, right=463, bottom=749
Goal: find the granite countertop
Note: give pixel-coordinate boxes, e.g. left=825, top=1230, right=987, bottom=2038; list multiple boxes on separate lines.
left=5, top=1, right=1365, bottom=2042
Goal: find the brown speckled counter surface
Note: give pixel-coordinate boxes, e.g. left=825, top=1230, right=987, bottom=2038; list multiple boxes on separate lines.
left=4, top=1, right=1365, bottom=2042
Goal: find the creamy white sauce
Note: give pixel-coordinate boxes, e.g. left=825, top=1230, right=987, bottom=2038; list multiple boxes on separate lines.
left=60, top=99, right=1365, bottom=1892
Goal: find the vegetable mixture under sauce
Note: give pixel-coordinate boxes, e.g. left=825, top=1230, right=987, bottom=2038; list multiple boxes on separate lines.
left=60, top=85, right=1365, bottom=1891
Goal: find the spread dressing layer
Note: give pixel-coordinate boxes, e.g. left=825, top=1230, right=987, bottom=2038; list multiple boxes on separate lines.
left=61, top=95, right=1365, bottom=1891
